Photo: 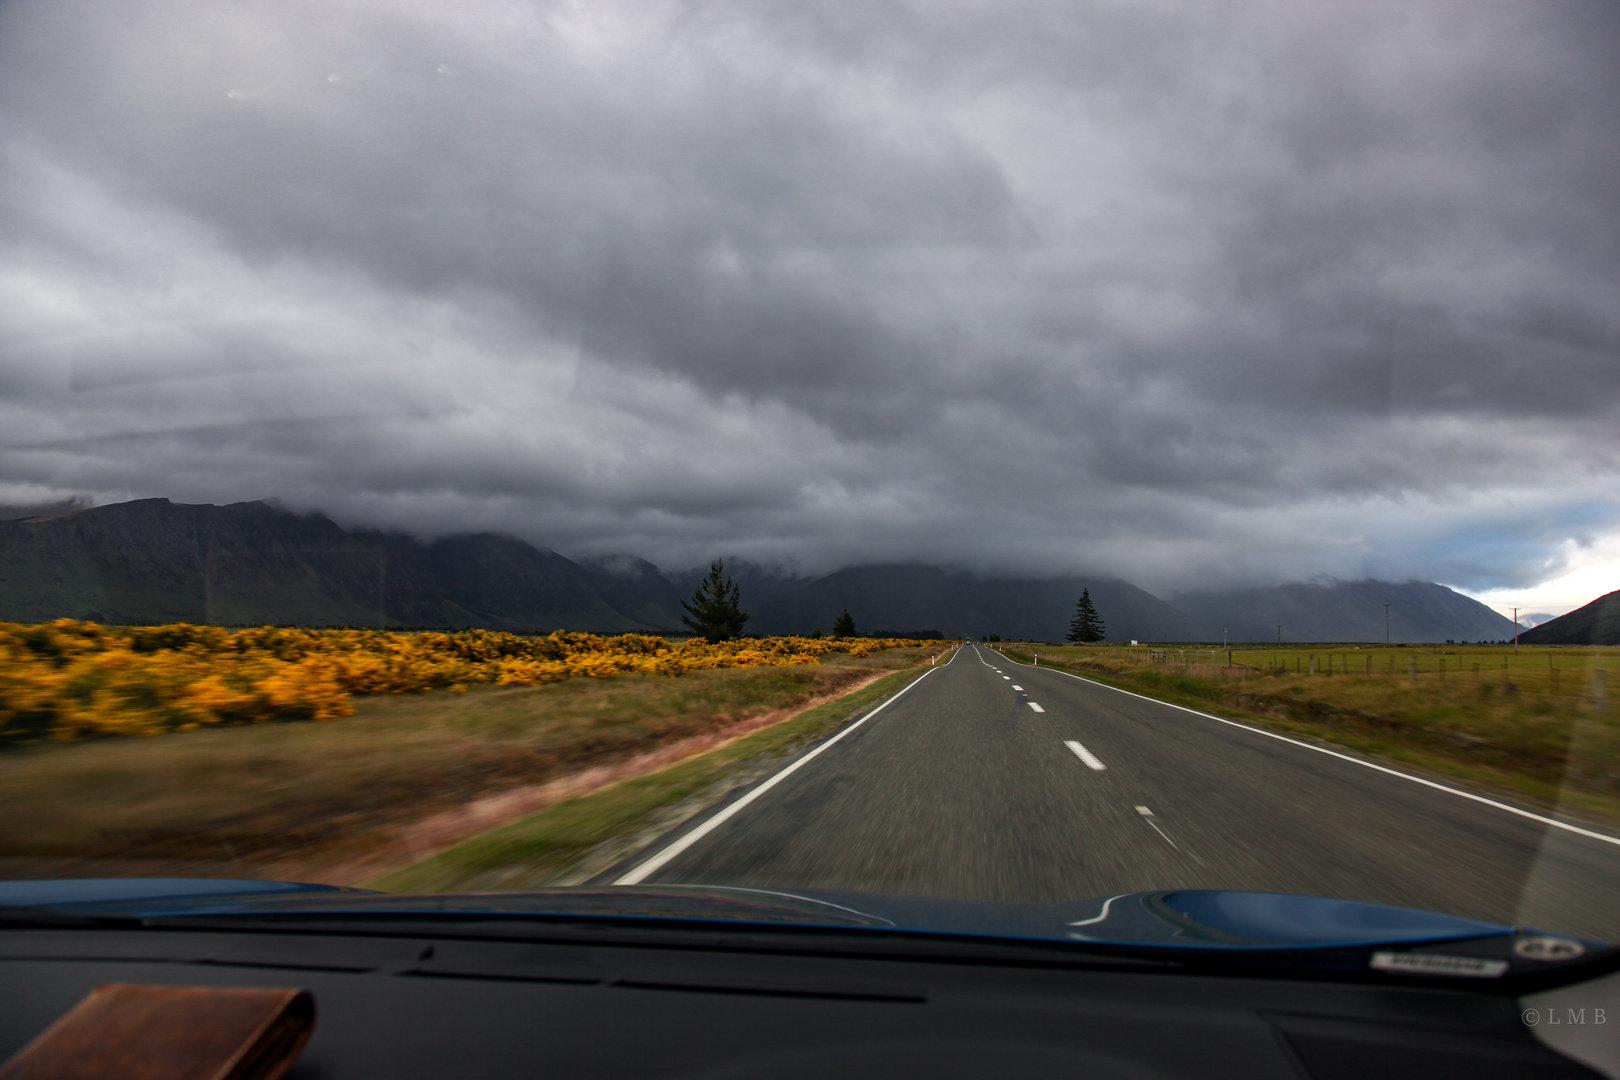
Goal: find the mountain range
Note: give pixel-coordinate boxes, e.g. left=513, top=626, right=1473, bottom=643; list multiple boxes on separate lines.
left=1519, top=590, right=1620, bottom=646
left=0, top=498, right=1527, bottom=643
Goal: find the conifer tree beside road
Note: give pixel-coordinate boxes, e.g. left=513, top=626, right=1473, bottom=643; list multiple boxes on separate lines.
left=833, top=609, right=856, bottom=638
left=1067, top=588, right=1106, bottom=643
left=681, top=559, right=750, bottom=643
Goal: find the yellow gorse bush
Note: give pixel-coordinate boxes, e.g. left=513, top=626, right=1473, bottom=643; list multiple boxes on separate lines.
left=0, top=620, right=927, bottom=742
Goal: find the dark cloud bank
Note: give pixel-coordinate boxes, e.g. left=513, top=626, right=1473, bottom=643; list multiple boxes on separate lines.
left=1, top=0, right=1616, bottom=594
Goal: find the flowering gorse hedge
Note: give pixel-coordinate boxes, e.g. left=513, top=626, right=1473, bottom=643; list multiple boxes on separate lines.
left=0, top=620, right=926, bottom=741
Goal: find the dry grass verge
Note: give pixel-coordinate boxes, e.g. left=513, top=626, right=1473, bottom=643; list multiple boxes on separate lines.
left=366, top=661, right=943, bottom=893
left=0, top=646, right=942, bottom=886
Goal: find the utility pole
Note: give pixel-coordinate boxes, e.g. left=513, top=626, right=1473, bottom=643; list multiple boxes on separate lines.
left=1383, top=604, right=1391, bottom=647
left=1512, top=607, right=1520, bottom=655
left=1276, top=625, right=1281, bottom=645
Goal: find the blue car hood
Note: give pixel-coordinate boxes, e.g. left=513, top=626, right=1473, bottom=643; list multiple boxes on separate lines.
left=0, top=878, right=1515, bottom=950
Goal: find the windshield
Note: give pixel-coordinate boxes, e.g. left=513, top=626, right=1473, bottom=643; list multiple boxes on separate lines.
left=0, top=0, right=1617, bottom=957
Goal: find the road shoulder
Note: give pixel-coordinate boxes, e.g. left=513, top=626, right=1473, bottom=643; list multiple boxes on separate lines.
left=367, top=657, right=951, bottom=892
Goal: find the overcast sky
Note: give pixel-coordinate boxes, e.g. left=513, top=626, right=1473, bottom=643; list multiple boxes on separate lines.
left=2, top=0, right=1616, bottom=607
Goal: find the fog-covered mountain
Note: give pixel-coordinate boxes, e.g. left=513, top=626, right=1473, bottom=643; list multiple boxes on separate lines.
left=735, top=564, right=1194, bottom=642
left=1166, top=580, right=1519, bottom=644
left=0, top=498, right=1526, bottom=642
left=0, top=499, right=650, bottom=633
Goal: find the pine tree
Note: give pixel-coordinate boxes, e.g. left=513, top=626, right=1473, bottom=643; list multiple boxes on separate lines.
left=680, top=560, right=749, bottom=643
left=832, top=609, right=856, bottom=638
left=1067, top=588, right=1106, bottom=643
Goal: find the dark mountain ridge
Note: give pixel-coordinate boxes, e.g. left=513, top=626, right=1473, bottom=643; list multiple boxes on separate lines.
left=1167, top=579, right=1519, bottom=645
left=0, top=498, right=1526, bottom=642
left=0, top=499, right=658, bottom=633
left=1518, top=590, right=1620, bottom=645
left=742, top=563, right=1195, bottom=642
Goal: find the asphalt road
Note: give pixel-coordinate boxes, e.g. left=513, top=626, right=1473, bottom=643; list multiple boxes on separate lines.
left=611, top=644, right=1620, bottom=941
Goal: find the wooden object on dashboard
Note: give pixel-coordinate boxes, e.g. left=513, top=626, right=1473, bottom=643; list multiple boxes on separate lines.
left=0, top=983, right=315, bottom=1080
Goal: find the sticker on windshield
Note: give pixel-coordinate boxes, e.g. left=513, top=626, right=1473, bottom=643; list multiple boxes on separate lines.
left=1369, top=952, right=1508, bottom=978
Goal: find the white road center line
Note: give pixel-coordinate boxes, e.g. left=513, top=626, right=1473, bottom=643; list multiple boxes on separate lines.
left=1144, top=820, right=1180, bottom=849
left=995, top=653, right=1620, bottom=849
left=1011, top=685, right=1023, bottom=691
left=1002, top=675, right=1010, bottom=680
left=1132, top=805, right=1200, bottom=862
left=1027, top=702, right=1045, bottom=713
left=1135, top=806, right=1176, bottom=845
left=1065, top=740, right=1106, bottom=770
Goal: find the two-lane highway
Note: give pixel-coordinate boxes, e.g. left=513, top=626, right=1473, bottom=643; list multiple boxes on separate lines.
left=607, top=644, right=1620, bottom=940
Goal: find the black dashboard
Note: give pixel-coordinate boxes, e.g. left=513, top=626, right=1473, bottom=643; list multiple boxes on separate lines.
left=1, top=922, right=1607, bottom=1079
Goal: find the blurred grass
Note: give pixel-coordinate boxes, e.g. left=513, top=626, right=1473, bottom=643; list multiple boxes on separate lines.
left=1000, top=642, right=1620, bottom=823
left=0, top=645, right=942, bottom=882
left=367, top=661, right=940, bottom=892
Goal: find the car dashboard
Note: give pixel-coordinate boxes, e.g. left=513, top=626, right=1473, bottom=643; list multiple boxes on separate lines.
left=2, top=918, right=1611, bottom=1080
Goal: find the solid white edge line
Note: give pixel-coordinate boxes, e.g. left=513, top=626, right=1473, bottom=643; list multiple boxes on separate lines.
left=1064, top=739, right=1106, bottom=770
left=1005, top=652, right=1620, bottom=848
left=612, top=643, right=962, bottom=885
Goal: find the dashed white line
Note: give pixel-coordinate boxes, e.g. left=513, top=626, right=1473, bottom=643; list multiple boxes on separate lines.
left=994, top=652, right=1620, bottom=849
left=1135, top=806, right=1179, bottom=849
left=1011, top=685, right=1023, bottom=691
left=1132, top=806, right=1204, bottom=864
left=1002, top=676, right=1011, bottom=680
left=1065, top=740, right=1106, bottom=770
left=1027, top=702, right=1045, bottom=713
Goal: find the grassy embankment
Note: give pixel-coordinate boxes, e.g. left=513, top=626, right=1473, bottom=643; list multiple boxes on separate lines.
left=994, top=641, right=1620, bottom=824
left=0, top=640, right=946, bottom=887
left=368, top=659, right=940, bottom=892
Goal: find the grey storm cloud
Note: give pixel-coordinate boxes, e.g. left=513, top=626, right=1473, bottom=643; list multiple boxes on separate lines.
left=0, top=0, right=1616, bottom=591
